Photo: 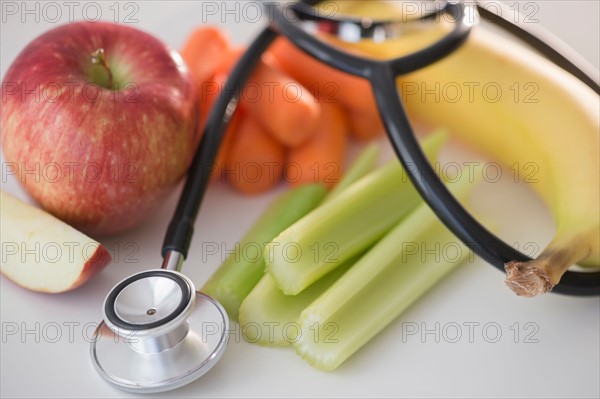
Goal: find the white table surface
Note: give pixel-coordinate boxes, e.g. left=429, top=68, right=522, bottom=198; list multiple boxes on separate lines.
left=1, top=1, right=599, bottom=398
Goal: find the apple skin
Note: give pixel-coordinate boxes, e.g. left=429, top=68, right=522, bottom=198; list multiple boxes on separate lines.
left=67, top=244, right=112, bottom=291
left=1, top=22, right=199, bottom=235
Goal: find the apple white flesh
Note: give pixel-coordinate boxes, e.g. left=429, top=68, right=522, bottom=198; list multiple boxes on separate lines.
left=1, top=22, right=199, bottom=235
left=0, top=191, right=111, bottom=293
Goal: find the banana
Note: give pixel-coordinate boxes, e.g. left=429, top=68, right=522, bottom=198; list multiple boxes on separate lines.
left=332, top=5, right=600, bottom=296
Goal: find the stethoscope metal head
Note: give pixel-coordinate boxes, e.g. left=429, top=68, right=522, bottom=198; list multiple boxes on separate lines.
left=90, top=268, right=229, bottom=393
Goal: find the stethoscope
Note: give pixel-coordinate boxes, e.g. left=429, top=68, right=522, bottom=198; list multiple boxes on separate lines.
left=90, top=0, right=600, bottom=393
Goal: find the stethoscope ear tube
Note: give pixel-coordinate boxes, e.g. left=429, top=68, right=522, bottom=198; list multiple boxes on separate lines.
left=161, top=28, right=278, bottom=260
left=162, top=0, right=599, bottom=295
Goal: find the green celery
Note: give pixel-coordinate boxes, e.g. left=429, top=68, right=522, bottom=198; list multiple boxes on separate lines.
left=265, top=131, right=448, bottom=295
left=202, top=184, right=327, bottom=321
left=293, top=180, right=475, bottom=371
left=238, top=252, right=368, bottom=346
left=237, top=145, right=380, bottom=346
left=202, top=143, right=382, bottom=321
left=324, top=143, right=380, bottom=203
left=238, top=262, right=353, bottom=347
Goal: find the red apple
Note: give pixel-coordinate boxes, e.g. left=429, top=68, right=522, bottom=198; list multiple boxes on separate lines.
left=1, top=21, right=199, bottom=235
left=0, top=191, right=111, bottom=293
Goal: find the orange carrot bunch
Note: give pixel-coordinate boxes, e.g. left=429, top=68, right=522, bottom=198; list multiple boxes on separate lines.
left=181, top=27, right=384, bottom=195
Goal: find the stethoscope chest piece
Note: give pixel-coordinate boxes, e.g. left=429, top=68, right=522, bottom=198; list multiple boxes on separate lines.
left=90, top=270, right=229, bottom=393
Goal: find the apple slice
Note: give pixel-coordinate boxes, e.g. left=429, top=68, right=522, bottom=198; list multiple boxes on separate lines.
left=0, top=191, right=111, bottom=293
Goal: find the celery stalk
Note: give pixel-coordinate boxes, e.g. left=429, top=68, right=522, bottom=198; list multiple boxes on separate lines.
left=238, top=260, right=354, bottom=347
left=238, top=252, right=366, bottom=347
left=237, top=145, right=380, bottom=346
left=202, top=184, right=327, bottom=321
left=202, top=143, right=381, bottom=321
left=324, top=143, right=380, bottom=203
left=293, top=181, right=475, bottom=371
left=265, top=131, right=447, bottom=295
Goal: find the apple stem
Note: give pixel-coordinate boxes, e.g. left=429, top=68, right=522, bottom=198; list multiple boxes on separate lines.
left=91, top=48, right=114, bottom=89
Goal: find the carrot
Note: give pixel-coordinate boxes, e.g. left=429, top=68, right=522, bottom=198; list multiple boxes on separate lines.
left=267, top=38, right=384, bottom=140
left=285, top=102, right=348, bottom=188
left=213, top=47, right=321, bottom=148
left=199, top=63, right=251, bottom=129
left=216, top=47, right=245, bottom=74
left=346, top=109, right=385, bottom=140
left=181, top=27, right=231, bottom=147
left=199, top=76, right=221, bottom=129
left=190, top=69, right=237, bottom=184
left=246, top=60, right=321, bottom=148
left=181, top=27, right=230, bottom=86
left=267, top=38, right=369, bottom=109
left=198, top=48, right=245, bottom=124
left=226, top=117, right=286, bottom=194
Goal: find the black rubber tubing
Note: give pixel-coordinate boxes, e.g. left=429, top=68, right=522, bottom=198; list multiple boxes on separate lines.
left=161, top=28, right=278, bottom=258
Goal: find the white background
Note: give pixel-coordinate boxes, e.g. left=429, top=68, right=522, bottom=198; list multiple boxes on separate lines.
left=1, top=1, right=599, bottom=398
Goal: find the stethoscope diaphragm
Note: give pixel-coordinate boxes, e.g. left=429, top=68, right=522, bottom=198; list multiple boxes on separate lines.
left=90, top=270, right=228, bottom=393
